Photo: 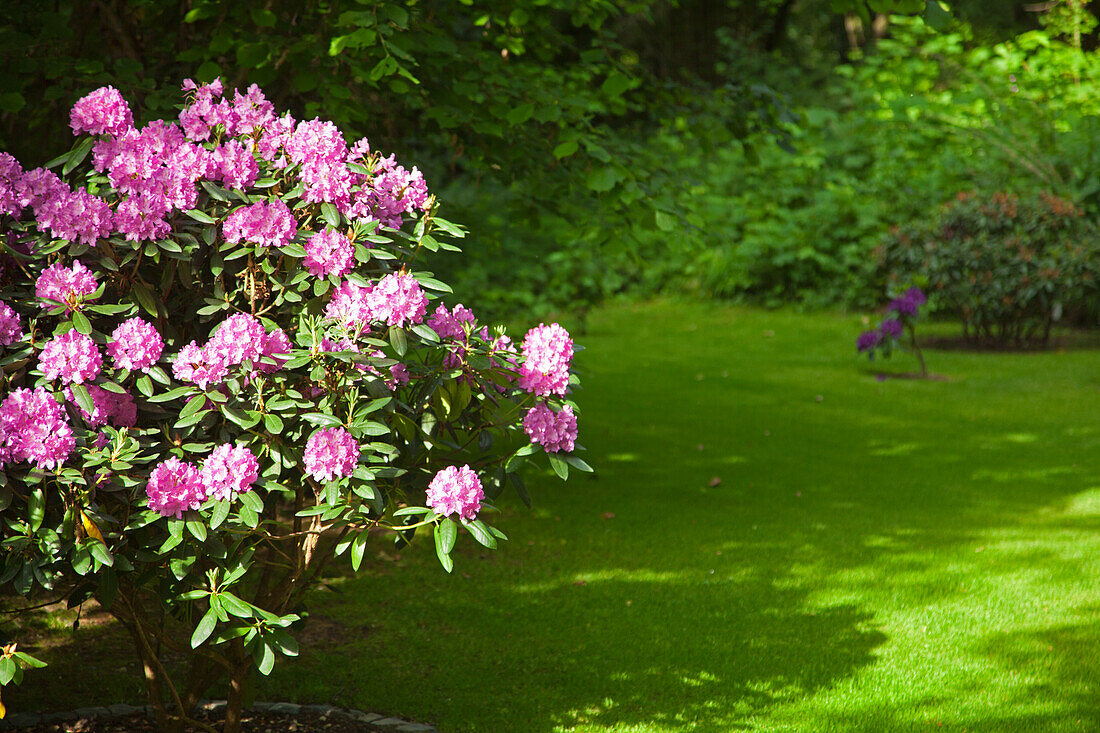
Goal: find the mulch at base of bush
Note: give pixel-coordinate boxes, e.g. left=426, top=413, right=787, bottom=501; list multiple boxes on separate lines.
left=2, top=705, right=431, bottom=733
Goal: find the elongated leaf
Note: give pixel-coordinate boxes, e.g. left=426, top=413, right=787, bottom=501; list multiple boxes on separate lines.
left=191, top=608, right=218, bottom=648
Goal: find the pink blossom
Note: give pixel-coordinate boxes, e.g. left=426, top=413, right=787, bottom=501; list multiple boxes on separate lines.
left=366, top=273, right=426, bottom=328
left=70, top=86, right=133, bottom=137
left=518, top=323, right=573, bottom=396
left=145, top=457, right=206, bottom=518
left=426, top=465, right=484, bottom=521
left=207, top=313, right=265, bottom=366
left=201, top=443, right=259, bottom=501
left=0, top=153, right=25, bottom=217
left=216, top=140, right=259, bottom=190
left=303, top=427, right=360, bottom=483
left=523, top=403, right=578, bottom=453
left=223, top=200, right=297, bottom=248
left=39, top=329, right=102, bottom=384
left=0, top=387, right=74, bottom=469
left=257, top=328, right=292, bottom=374
left=428, top=303, right=475, bottom=340
left=285, top=118, right=352, bottom=207
left=35, top=260, right=98, bottom=312
left=0, top=301, right=22, bottom=345
left=108, top=318, right=164, bottom=372
left=172, top=341, right=228, bottom=390
left=304, top=228, right=354, bottom=278
left=15, top=167, right=68, bottom=212
left=40, top=188, right=114, bottom=246
left=65, top=384, right=137, bottom=428
left=325, top=279, right=372, bottom=328
left=388, top=362, right=410, bottom=390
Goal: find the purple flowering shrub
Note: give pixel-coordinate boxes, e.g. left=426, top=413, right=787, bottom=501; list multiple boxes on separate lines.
left=856, top=287, right=929, bottom=377
left=0, top=80, right=588, bottom=731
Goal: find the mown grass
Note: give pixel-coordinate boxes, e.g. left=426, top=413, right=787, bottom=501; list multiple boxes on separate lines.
left=10, top=300, right=1100, bottom=731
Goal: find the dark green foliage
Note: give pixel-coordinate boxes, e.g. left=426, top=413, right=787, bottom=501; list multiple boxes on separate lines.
left=879, top=191, right=1100, bottom=346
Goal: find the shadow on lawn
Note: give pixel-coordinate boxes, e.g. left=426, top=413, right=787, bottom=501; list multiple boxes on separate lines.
left=502, top=573, right=886, bottom=732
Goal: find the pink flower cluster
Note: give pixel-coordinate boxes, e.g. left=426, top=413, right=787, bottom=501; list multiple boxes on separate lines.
left=0, top=387, right=74, bottom=469
left=223, top=200, right=297, bottom=248
left=92, top=119, right=214, bottom=241
left=523, top=403, right=578, bottom=453
left=303, top=427, right=360, bottom=482
left=324, top=273, right=427, bottom=330
left=257, top=328, right=292, bottom=374
left=0, top=301, right=22, bottom=345
left=172, top=313, right=287, bottom=389
left=39, top=329, right=102, bottom=384
left=428, top=303, right=490, bottom=368
left=2, top=158, right=113, bottom=244
left=145, top=443, right=261, bottom=517
left=286, top=119, right=353, bottom=206
left=345, top=144, right=431, bottom=229
left=426, top=465, right=484, bottom=521
left=35, top=260, right=98, bottom=312
left=325, top=280, right=372, bottom=328
left=145, top=457, right=206, bottom=518
left=365, top=273, right=427, bottom=328
left=70, top=86, right=133, bottom=137
left=304, top=228, right=354, bottom=278
left=66, top=384, right=137, bottom=428
left=428, top=303, right=475, bottom=340
left=201, top=443, right=260, bottom=501
left=518, top=323, right=573, bottom=396
left=108, top=318, right=164, bottom=372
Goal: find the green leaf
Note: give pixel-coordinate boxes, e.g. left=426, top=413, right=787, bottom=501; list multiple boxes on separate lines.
left=548, top=452, right=569, bottom=480
left=437, top=518, right=457, bottom=554
left=186, top=209, right=217, bottom=224
left=251, top=7, right=277, bottom=26
left=655, top=210, right=676, bottom=232
left=586, top=166, right=621, bottom=192
left=191, top=608, right=218, bottom=648
left=149, top=386, right=193, bottom=403
left=506, top=103, right=534, bottom=126
left=0, top=92, right=25, bottom=113
left=87, top=540, right=114, bottom=567
left=70, top=383, right=95, bottom=417
left=389, top=327, right=407, bottom=357
left=72, top=310, right=91, bottom=335
left=63, top=137, right=95, bottom=176
left=256, top=640, right=276, bottom=675
left=240, top=491, right=264, bottom=514
left=28, top=488, right=45, bottom=533
left=320, top=202, right=341, bottom=228
left=302, top=412, right=343, bottom=427
left=434, top=520, right=455, bottom=574
left=264, top=412, right=284, bottom=433
left=553, top=140, right=579, bottom=159
left=187, top=518, right=208, bottom=542
left=463, top=519, right=497, bottom=549
left=210, top=500, right=231, bottom=530
left=414, top=276, right=452, bottom=293
left=131, top=282, right=159, bottom=318
left=350, top=532, right=368, bottom=571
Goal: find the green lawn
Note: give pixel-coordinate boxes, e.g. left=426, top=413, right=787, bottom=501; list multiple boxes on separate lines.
left=12, top=300, right=1100, bottom=731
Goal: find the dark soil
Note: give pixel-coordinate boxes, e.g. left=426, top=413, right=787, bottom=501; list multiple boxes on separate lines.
left=7, top=707, right=404, bottom=733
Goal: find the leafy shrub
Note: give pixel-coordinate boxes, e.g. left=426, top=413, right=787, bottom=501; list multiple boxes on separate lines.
left=878, top=191, right=1100, bottom=346
left=0, top=80, right=590, bottom=732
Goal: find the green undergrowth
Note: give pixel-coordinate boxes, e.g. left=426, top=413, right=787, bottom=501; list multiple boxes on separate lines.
left=8, top=300, right=1100, bottom=731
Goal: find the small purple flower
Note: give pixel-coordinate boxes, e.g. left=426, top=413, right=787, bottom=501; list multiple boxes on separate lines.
left=856, top=330, right=882, bottom=353
left=880, top=319, right=904, bottom=340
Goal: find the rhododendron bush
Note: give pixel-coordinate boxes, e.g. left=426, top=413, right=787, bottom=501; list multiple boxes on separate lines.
left=0, top=80, right=589, bottom=732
